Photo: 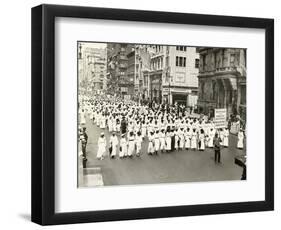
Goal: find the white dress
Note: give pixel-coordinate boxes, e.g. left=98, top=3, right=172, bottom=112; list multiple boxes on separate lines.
left=154, top=133, right=160, bottom=152
left=80, top=112, right=86, bottom=125
left=178, top=130, right=185, bottom=149
left=165, top=133, right=171, bottom=151
left=159, top=132, right=166, bottom=150
left=100, top=116, right=106, bottom=129
left=148, top=134, right=155, bottom=153
left=184, top=130, right=191, bottom=149
left=237, top=131, right=244, bottom=149
left=109, top=135, right=119, bottom=157
left=174, top=131, right=179, bottom=150
left=108, top=118, right=113, bottom=132
left=135, top=135, right=142, bottom=154
left=97, top=137, right=107, bottom=159
left=119, top=138, right=128, bottom=157
left=127, top=136, right=135, bottom=156
left=141, top=124, right=147, bottom=138
left=199, top=133, right=205, bottom=150
left=208, top=130, right=215, bottom=147
left=191, top=132, right=197, bottom=149
left=223, top=129, right=229, bottom=147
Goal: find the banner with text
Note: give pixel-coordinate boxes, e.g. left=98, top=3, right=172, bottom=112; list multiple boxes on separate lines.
left=214, top=108, right=227, bottom=128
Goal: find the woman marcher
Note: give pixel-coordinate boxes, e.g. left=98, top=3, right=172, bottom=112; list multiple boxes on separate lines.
left=178, top=127, right=185, bottom=150
left=127, top=131, right=135, bottom=157
left=184, top=127, right=191, bottom=150
left=198, top=129, right=205, bottom=151
left=108, top=116, right=113, bottom=132
left=223, top=127, right=229, bottom=147
left=80, top=109, right=86, bottom=126
left=100, top=114, right=106, bottom=129
left=109, top=132, right=118, bottom=158
left=141, top=120, right=147, bottom=138
left=159, top=129, right=166, bottom=153
left=97, top=132, right=107, bottom=160
left=165, top=130, right=172, bottom=153
left=154, top=130, right=160, bottom=154
left=135, top=131, right=143, bottom=157
left=208, top=127, right=215, bottom=148
left=148, top=131, right=155, bottom=155
left=190, top=128, right=197, bottom=150
left=237, top=128, right=244, bottom=149
left=119, top=134, right=128, bottom=158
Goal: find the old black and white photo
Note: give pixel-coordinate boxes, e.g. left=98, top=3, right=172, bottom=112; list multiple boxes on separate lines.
left=77, top=42, right=247, bottom=187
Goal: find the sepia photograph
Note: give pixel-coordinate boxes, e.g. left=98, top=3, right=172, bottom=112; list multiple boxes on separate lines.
left=77, top=42, right=247, bottom=187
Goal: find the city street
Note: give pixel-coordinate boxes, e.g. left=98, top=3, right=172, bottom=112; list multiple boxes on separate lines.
left=80, top=116, right=246, bottom=187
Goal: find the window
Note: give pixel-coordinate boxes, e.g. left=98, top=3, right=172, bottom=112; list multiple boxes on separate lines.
left=176, top=46, right=187, bottom=51
left=176, top=56, right=186, bottom=67
left=195, top=58, right=199, bottom=68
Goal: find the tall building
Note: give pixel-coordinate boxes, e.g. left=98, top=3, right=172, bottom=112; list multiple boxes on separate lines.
left=107, top=43, right=134, bottom=98
left=135, top=45, right=153, bottom=102
left=149, top=45, right=199, bottom=105
left=78, top=43, right=107, bottom=94
left=197, top=48, right=247, bottom=119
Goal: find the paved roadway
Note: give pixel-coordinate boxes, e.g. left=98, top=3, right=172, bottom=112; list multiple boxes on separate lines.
left=80, top=116, right=246, bottom=187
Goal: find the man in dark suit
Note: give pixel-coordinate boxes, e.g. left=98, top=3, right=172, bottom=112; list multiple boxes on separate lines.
left=213, top=133, right=222, bottom=164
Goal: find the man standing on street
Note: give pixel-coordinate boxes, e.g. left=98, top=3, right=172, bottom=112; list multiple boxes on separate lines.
left=213, top=133, right=222, bottom=164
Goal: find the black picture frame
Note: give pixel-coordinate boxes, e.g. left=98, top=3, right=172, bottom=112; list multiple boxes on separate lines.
left=31, top=4, right=274, bottom=225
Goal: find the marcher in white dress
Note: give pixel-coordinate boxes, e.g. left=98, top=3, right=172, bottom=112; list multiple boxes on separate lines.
left=191, top=129, right=197, bottom=150
left=199, top=129, right=205, bottom=151
left=184, top=128, right=191, bottom=149
left=208, top=128, right=215, bottom=148
left=97, top=133, right=107, bottom=160
left=178, top=128, right=185, bottom=150
left=119, top=134, right=128, bottom=158
left=237, top=129, right=244, bottom=149
left=80, top=110, right=86, bottom=126
left=147, top=132, right=155, bottom=155
left=108, top=117, right=113, bottom=132
left=165, top=130, right=172, bottom=152
left=100, top=115, right=106, bottom=129
left=127, top=132, right=135, bottom=157
left=154, top=130, right=160, bottom=154
left=109, top=132, right=118, bottom=158
left=135, top=131, right=143, bottom=156
left=223, top=128, right=229, bottom=147
left=141, top=121, right=147, bottom=138
left=159, top=129, right=166, bottom=152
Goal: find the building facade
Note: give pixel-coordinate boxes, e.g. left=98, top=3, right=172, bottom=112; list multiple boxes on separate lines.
left=78, top=43, right=107, bottom=95
left=197, top=48, right=247, bottom=120
left=148, top=45, right=199, bottom=106
left=107, top=43, right=135, bottom=98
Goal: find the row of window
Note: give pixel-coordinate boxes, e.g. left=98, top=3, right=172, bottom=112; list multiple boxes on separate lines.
left=176, top=56, right=199, bottom=68
left=176, top=46, right=187, bottom=51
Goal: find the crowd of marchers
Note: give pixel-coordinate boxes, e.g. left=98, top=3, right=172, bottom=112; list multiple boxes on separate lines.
left=78, top=94, right=245, bottom=164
